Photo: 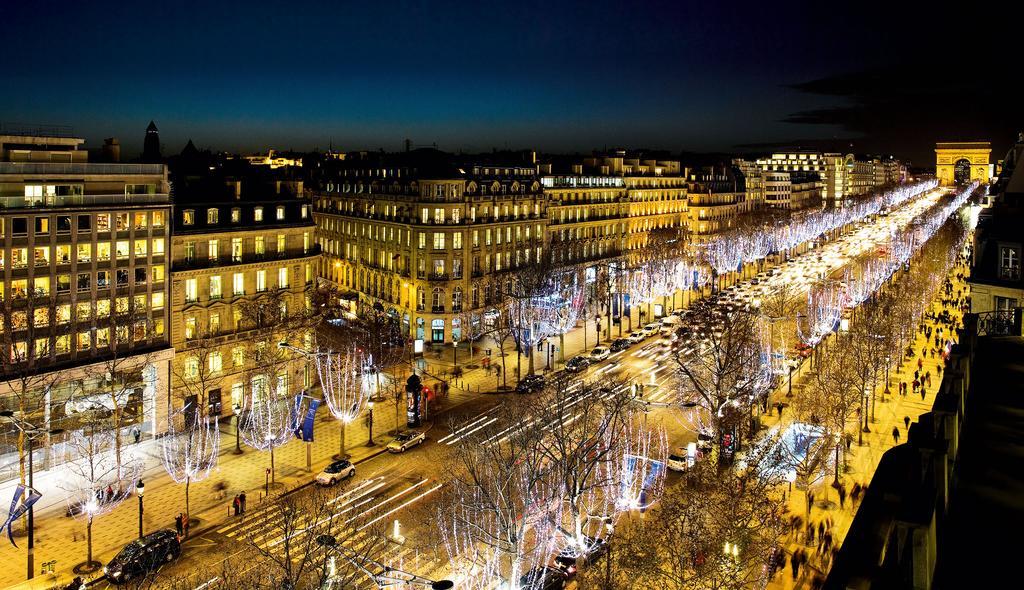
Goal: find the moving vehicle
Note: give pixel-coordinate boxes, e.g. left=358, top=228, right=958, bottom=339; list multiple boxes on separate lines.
left=641, top=323, right=661, bottom=337
left=386, top=431, right=426, bottom=453
left=516, top=374, right=546, bottom=394
left=104, top=530, right=181, bottom=584
left=315, top=459, right=355, bottom=485
left=627, top=331, right=646, bottom=344
left=610, top=338, right=631, bottom=352
left=590, top=346, right=610, bottom=361
left=518, top=567, right=567, bottom=590
left=565, top=355, right=591, bottom=373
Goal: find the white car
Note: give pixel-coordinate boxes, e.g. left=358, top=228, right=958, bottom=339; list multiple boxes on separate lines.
left=315, top=459, right=355, bottom=485
left=386, top=431, right=426, bottom=453
left=590, top=346, right=610, bottom=361
left=627, top=331, right=646, bottom=344
left=641, top=323, right=661, bottom=336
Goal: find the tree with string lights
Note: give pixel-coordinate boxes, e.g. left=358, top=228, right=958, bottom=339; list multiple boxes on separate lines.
left=314, top=345, right=370, bottom=459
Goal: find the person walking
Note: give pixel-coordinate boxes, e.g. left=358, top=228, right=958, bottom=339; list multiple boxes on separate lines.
left=175, top=513, right=184, bottom=536
left=892, top=426, right=900, bottom=444
left=791, top=551, right=801, bottom=580
left=232, top=495, right=240, bottom=517
left=904, top=416, right=911, bottom=430
left=132, top=426, right=141, bottom=444
left=837, top=484, right=847, bottom=508
left=240, top=491, right=247, bottom=514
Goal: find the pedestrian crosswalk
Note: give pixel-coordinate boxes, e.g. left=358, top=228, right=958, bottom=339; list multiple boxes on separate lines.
left=208, top=472, right=443, bottom=588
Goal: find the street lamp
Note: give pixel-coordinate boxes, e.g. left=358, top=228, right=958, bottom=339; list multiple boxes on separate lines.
left=366, top=401, right=375, bottom=447
left=0, top=410, right=63, bottom=581
left=316, top=534, right=453, bottom=589
left=136, top=479, right=145, bottom=539
left=233, top=403, right=244, bottom=455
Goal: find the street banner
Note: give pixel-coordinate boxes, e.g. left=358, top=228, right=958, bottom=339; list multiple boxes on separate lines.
left=294, top=397, right=320, bottom=442
left=3, top=484, right=42, bottom=547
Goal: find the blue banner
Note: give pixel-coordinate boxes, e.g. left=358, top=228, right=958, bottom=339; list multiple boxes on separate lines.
left=4, top=484, right=42, bottom=547
left=294, top=397, right=320, bottom=442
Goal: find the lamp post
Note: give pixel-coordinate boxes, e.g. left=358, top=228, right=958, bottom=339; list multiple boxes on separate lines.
left=233, top=403, right=243, bottom=455
left=136, top=479, right=145, bottom=538
left=366, top=401, right=375, bottom=447
left=0, top=410, right=63, bottom=581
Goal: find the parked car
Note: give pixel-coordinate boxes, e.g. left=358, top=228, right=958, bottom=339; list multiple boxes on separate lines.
left=565, top=355, right=591, bottom=373
left=516, top=374, right=546, bottom=394
left=104, top=530, right=181, bottom=584
left=590, top=346, right=610, bottom=361
left=315, top=459, right=355, bottom=486
left=386, top=431, right=426, bottom=453
left=641, top=323, right=661, bottom=336
left=610, top=338, right=631, bottom=352
left=553, top=536, right=609, bottom=577
left=518, top=566, right=567, bottom=590
left=627, top=331, right=646, bottom=344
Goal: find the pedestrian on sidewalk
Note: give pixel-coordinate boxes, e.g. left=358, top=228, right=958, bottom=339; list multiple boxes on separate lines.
left=233, top=495, right=240, bottom=516
left=791, top=551, right=801, bottom=580
left=838, top=483, right=847, bottom=508
left=918, top=358, right=923, bottom=370
left=175, top=513, right=184, bottom=536
left=132, top=426, right=141, bottom=444
left=892, top=426, right=901, bottom=444
left=904, top=416, right=911, bottom=430
left=921, top=387, right=926, bottom=401
left=776, top=402, right=784, bottom=418
left=240, top=491, right=247, bottom=514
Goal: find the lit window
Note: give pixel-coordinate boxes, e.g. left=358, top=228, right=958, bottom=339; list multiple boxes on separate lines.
left=231, top=208, right=241, bottom=223
left=278, top=267, right=288, bottom=289
left=152, top=292, right=164, bottom=309
left=254, top=207, right=264, bottom=222
left=276, top=206, right=285, bottom=220
left=183, top=210, right=195, bottom=225
left=256, top=270, right=266, bottom=292
left=152, top=211, right=165, bottom=227
left=208, top=239, right=219, bottom=261
left=210, top=275, right=222, bottom=299
left=184, top=317, right=197, bottom=340
left=207, top=208, right=219, bottom=224
left=152, top=238, right=165, bottom=256
left=209, top=351, right=223, bottom=373
left=185, top=279, right=197, bottom=302
left=233, top=273, right=245, bottom=295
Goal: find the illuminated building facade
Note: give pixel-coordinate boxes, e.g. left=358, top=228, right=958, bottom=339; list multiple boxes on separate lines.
left=169, top=173, right=319, bottom=415
left=0, top=132, right=173, bottom=465
left=314, top=150, right=546, bottom=344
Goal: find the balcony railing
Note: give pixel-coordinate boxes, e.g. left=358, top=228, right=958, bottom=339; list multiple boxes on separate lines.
left=428, top=273, right=450, bottom=281
left=0, top=162, right=166, bottom=175
left=0, top=193, right=170, bottom=209
left=977, top=309, right=1022, bottom=336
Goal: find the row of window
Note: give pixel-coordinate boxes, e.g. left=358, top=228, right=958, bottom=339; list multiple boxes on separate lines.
left=181, top=204, right=310, bottom=226
left=1, top=239, right=165, bottom=268
left=0, top=296, right=164, bottom=332
left=182, top=264, right=313, bottom=303
left=7, top=319, right=163, bottom=359
left=1, top=267, right=165, bottom=299
left=182, top=233, right=311, bottom=262
left=183, top=295, right=302, bottom=340
left=0, top=211, right=166, bottom=237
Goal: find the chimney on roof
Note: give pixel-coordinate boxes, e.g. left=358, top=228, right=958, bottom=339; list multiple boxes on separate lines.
left=102, top=138, right=120, bottom=163
left=226, top=180, right=242, bottom=199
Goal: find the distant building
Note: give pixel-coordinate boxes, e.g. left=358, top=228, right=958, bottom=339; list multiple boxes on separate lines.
left=935, top=141, right=991, bottom=186
left=142, top=120, right=161, bottom=163
left=686, top=166, right=746, bottom=236
left=235, top=149, right=303, bottom=169
left=757, top=150, right=899, bottom=206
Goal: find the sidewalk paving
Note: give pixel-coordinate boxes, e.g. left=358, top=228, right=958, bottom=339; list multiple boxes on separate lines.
left=763, top=259, right=970, bottom=589
left=0, top=377, right=484, bottom=590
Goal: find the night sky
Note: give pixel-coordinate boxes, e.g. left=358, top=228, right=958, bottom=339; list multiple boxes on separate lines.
left=2, top=0, right=1020, bottom=164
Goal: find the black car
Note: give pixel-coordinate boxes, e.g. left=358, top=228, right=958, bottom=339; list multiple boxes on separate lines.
left=518, top=566, right=567, bottom=590
left=553, top=536, right=609, bottom=577
left=515, top=374, right=546, bottom=394
left=104, top=529, right=181, bottom=584
left=610, top=338, right=631, bottom=352
left=564, top=356, right=590, bottom=373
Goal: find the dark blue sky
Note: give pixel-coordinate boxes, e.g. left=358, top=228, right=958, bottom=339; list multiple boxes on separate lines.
left=2, top=0, right=1019, bottom=163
